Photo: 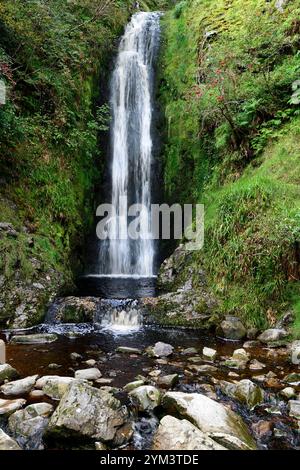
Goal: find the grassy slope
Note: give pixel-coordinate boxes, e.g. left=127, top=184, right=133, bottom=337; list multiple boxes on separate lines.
left=158, top=0, right=300, bottom=329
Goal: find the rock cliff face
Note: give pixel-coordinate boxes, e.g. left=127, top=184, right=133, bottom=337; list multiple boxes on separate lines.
left=143, top=245, right=219, bottom=328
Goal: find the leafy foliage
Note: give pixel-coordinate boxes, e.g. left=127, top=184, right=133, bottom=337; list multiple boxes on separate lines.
left=158, top=0, right=300, bottom=326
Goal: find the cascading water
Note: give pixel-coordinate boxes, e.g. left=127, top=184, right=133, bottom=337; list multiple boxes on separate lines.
left=98, top=12, right=161, bottom=278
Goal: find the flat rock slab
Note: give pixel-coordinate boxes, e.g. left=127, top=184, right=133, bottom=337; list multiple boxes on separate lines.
left=116, top=347, right=142, bottom=354
left=129, top=385, right=161, bottom=411
left=152, top=415, right=226, bottom=450
left=0, top=375, right=38, bottom=397
left=75, top=368, right=102, bottom=381
left=0, top=398, right=26, bottom=416
left=162, top=391, right=257, bottom=450
left=35, top=376, right=82, bottom=400
left=10, top=334, right=58, bottom=344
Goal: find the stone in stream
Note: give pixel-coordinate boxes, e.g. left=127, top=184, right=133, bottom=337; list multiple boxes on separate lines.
left=257, top=329, right=288, bottom=344
left=0, top=429, right=21, bottom=450
left=129, top=385, right=161, bottom=411
left=217, top=316, right=246, bottom=340
left=249, top=359, right=265, bottom=371
left=0, top=375, right=38, bottom=397
left=28, top=390, right=45, bottom=400
left=0, top=363, right=19, bottom=385
left=123, top=380, right=145, bottom=392
left=74, top=368, right=101, bottom=381
left=157, top=374, right=179, bottom=389
left=35, top=376, right=84, bottom=400
left=187, top=364, right=218, bottom=374
left=162, top=391, right=257, bottom=450
left=152, top=415, right=226, bottom=450
left=188, top=356, right=203, bottom=363
left=152, top=342, right=174, bottom=358
left=116, top=346, right=142, bottom=355
left=47, top=381, right=130, bottom=444
left=70, top=352, right=83, bottom=361
left=95, top=378, right=114, bottom=385
left=0, top=398, right=26, bottom=416
left=0, top=339, right=5, bottom=364
left=288, top=400, right=300, bottom=419
left=47, top=363, right=62, bottom=370
left=232, top=348, right=250, bottom=362
left=8, top=403, right=53, bottom=450
left=283, top=372, right=300, bottom=385
left=10, top=334, right=58, bottom=344
left=85, top=359, right=96, bottom=367
left=202, top=347, right=217, bottom=361
left=280, top=387, right=296, bottom=400
left=219, top=379, right=264, bottom=409
left=181, top=347, right=198, bottom=355
left=221, top=358, right=247, bottom=370
left=243, top=340, right=260, bottom=349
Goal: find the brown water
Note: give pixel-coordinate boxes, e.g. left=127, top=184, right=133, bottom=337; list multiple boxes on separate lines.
left=1, top=323, right=300, bottom=450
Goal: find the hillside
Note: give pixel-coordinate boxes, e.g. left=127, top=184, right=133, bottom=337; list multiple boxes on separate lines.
left=156, top=0, right=300, bottom=331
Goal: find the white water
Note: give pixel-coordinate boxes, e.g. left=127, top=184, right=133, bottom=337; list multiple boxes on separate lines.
left=100, top=301, right=142, bottom=334
left=98, top=12, right=161, bottom=276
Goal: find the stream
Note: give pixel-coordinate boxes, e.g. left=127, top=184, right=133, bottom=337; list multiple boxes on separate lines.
left=1, top=307, right=300, bottom=450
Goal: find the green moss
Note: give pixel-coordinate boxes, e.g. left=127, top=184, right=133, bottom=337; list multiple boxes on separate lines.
left=158, top=0, right=300, bottom=328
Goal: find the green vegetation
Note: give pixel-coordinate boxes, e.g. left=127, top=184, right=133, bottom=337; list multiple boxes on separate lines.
left=158, top=0, right=300, bottom=328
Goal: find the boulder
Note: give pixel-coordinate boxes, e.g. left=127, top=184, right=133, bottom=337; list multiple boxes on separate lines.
left=217, top=317, right=246, bottom=340
left=202, top=347, right=217, bottom=361
left=123, top=380, right=145, bottom=392
left=152, top=342, right=174, bottom=357
left=232, top=349, right=250, bottom=362
left=162, top=391, right=257, bottom=450
left=129, top=385, right=161, bottom=411
left=10, top=334, right=58, bottom=344
left=48, top=381, right=130, bottom=443
left=152, top=415, right=226, bottom=450
left=157, top=374, right=179, bottom=388
left=257, top=329, right=288, bottom=344
left=249, top=359, right=265, bottom=371
left=0, top=375, right=38, bottom=396
left=0, top=398, right=26, bottom=416
left=0, top=363, right=19, bottom=385
left=36, top=376, right=81, bottom=400
left=220, top=379, right=264, bottom=409
left=8, top=403, right=53, bottom=450
left=0, top=429, right=21, bottom=450
left=74, top=368, right=101, bottom=381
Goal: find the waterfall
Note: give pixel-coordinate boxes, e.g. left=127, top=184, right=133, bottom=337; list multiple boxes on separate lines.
left=98, top=12, right=161, bottom=277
